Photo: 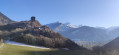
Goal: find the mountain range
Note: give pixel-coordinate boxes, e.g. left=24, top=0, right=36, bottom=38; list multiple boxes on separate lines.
left=47, top=22, right=119, bottom=41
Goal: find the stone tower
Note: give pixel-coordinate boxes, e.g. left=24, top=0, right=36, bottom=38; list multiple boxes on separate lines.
left=31, top=16, right=35, bottom=22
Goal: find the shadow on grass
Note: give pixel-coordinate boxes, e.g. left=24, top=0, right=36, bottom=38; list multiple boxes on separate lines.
left=24, top=50, right=97, bottom=55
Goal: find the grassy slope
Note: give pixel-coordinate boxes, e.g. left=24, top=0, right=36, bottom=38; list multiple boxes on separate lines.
left=0, top=44, right=97, bottom=55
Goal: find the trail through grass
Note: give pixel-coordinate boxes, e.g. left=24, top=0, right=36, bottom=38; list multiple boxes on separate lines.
left=0, top=43, right=4, bottom=48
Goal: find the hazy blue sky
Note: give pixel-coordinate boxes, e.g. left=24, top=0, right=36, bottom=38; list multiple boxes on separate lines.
left=0, top=0, right=119, bottom=28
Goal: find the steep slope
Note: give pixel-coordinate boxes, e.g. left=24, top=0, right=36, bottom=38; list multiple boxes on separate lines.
left=0, top=12, right=14, bottom=25
left=0, top=17, right=85, bottom=50
left=103, top=37, right=119, bottom=50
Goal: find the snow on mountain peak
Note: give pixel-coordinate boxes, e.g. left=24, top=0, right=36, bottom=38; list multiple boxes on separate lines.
left=46, top=22, right=79, bottom=32
left=64, top=23, right=78, bottom=28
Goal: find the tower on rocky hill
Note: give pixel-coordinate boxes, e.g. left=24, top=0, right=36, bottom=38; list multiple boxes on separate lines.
left=31, top=16, right=35, bottom=22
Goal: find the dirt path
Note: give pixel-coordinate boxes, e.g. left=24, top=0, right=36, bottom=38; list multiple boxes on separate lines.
left=0, top=43, right=4, bottom=48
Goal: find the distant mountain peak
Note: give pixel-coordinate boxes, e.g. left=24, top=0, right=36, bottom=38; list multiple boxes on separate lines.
left=46, top=22, right=79, bottom=32
left=64, top=23, right=78, bottom=28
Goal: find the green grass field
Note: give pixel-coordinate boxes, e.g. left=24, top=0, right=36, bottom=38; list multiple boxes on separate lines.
left=0, top=44, right=97, bottom=55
